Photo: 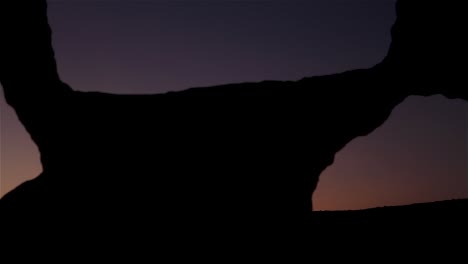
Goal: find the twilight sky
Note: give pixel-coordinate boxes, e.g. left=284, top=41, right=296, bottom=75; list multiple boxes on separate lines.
left=0, top=0, right=467, bottom=210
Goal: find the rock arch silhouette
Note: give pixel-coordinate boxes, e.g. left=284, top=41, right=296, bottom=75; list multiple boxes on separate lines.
left=0, top=0, right=466, bottom=232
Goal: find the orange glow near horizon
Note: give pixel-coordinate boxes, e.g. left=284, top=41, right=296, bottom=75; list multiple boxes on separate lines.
left=2, top=95, right=467, bottom=211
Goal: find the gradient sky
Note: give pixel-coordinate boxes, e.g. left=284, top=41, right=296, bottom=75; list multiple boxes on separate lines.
left=0, top=0, right=467, bottom=210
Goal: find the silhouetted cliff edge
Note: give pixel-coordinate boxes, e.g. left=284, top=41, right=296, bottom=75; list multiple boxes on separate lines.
left=312, top=199, right=468, bottom=226
left=1, top=0, right=466, bottom=236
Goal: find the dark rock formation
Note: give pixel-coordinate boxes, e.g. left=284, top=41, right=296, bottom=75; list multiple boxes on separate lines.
left=0, top=0, right=466, bottom=238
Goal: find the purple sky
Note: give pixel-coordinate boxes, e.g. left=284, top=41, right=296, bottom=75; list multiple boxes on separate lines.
left=1, top=0, right=467, bottom=210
